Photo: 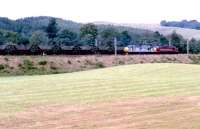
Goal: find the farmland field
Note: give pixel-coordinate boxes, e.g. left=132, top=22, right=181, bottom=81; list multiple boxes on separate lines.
left=1, top=63, right=200, bottom=129
left=95, top=22, right=200, bottom=40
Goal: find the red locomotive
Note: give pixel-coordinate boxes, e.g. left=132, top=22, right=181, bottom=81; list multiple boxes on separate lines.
left=155, top=46, right=179, bottom=53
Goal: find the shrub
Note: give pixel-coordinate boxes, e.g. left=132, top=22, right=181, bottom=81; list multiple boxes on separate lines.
left=85, top=59, right=94, bottom=65
left=4, top=57, right=9, bottom=62
left=77, top=60, right=81, bottom=63
left=52, top=70, right=59, bottom=74
left=38, top=60, right=48, bottom=65
left=49, top=61, right=57, bottom=70
left=50, top=65, right=57, bottom=70
left=0, top=64, right=5, bottom=70
left=140, top=61, right=144, bottom=64
left=68, top=60, right=72, bottom=64
left=3, top=70, right=9, bottom=73
left=18, top=63, right=22, bottom=67
left=118, top=60, right=125, bottom=65
left=188, top=55, right=200, bottom=64
left=22, top=59, right=35, bottom=70
left=9, top=66, right=14, bottom=70
left=95, top=62, right=105, bottom=68
left=165, top=57, right=173, bottom=61
left=153, top=59, right=161, bottom=63
left=4, top=64, right=9, bottom=68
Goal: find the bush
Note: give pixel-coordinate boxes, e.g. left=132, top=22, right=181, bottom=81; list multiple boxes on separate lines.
left=68, top=60, right=72, bottom=64
left=85, top=59, right=94, bottom=65
left=95, top=62, right=105, bottom=68
left=18, top=63, right=22, bottom=67
left=0, top=64, right=5, bottom=70
left=188, top=55, right=200, bottom=64
left=4, top=57, right=9, bottom=62
left=22, top=59, right=35, bottom=70
left=49, top=61, right=57, bottom=70
left=118, top=60, right=125, bottom=65
left=9, top=66, right=14, bottom=70
left=50, top=66, right=57, bottom=70
left=140, top=61, right=144, bottom=64
left=38, top=60, right=48, bottom=65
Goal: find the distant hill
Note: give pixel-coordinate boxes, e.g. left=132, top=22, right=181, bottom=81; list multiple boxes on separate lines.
left=1, top=17, right=200, bottom=40
left=0, top=16, right=82, bottom=35
left=0, top=16, right=156, bottom=38
left=94, top=22, right=200, bottom=40
left=122, top=24, right=200, bottom=40
left=160, top=20, right=200, bottom=30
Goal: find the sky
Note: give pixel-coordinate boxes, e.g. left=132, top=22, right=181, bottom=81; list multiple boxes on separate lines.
left=0, top=0, right=199, bottom=23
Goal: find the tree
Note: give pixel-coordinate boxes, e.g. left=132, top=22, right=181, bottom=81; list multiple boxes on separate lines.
left=57, top=29, right=77, bottom=45
left=29, top=31, right=49, bottom=45
left=46, top=18, right=58, bottom=39
left=80, top=23, right=98, bottom=45
left=190, top=38, right=200, bottom=54
left=80, top=34, right=94, bottom=45
left=169, top=31, right=186, bottom=53
left=154, top=31, right=161, bottom=38
left=99, top=28, right=118, bottom=48
left=101, top=28, right=118, bottom=39
left=4, top=31, right=22, bottom=44
left=18, top=36, right=29, bottom=45
left=170, top=31, right=182, bottom=44
left=0, top=30, right=5, bottom=45
left=119, top=31, right=132, bottom=46
left=160, top=36, right=169, bottom=45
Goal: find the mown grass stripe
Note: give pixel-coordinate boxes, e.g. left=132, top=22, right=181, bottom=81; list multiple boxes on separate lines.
left=0, top=63, right=200, bottom=114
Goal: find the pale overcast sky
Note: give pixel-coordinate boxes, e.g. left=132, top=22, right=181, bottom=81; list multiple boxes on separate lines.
left=0, top=0, right=199, bottom=23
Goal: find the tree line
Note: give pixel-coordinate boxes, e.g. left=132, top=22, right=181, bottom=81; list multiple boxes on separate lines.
left=0, top=17, right=168, bottom=47
left=0, top=16, right=200, bottom=53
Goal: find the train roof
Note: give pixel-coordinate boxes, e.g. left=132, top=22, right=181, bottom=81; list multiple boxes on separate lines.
left=0, top=44, right=17, bottom=50
left=38, top=45, right=52, bottom=50
left=61, top=46, right=74, bottom=50
left=16, top=44, right=27, bottom=50
left=0, top=44, right=53, bottom=51
left=0, top=45, right=6, bottom=50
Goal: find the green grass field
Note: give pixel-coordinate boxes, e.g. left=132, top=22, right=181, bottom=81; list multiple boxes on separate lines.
left=1, top=63, right=200, bottom=129
left=1, top=63, right=200, bottom=114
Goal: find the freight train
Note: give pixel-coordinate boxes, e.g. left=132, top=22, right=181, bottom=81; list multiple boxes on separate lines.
left=0, top=43, right=178, bottom=55
left=124, top=45, right=179, bottom=54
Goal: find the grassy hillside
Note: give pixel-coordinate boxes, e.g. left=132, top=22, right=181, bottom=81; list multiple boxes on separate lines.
left=95, top=22, right=200, bottom=40
left=122, top=24, right=200, bottom=40
left=1, top=63, right=200, bottom=129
